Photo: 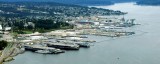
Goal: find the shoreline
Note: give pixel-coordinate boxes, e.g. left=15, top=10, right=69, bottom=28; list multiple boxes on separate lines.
left=1, top=2, right=138, bottom=64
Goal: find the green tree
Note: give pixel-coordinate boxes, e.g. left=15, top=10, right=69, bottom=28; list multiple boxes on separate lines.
left=0, top=40, right=8, bottom=50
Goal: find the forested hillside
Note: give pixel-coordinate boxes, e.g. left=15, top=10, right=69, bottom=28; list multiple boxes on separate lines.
left=137, top=0, right=160, bottom=5
left=0, top=0, right=137, bottom=5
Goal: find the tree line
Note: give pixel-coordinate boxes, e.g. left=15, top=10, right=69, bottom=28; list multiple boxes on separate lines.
left=0, top=40, right=8, bottom=50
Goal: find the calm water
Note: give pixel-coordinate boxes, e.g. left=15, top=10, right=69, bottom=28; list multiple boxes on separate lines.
left=7, top=3, right=160, bottom=64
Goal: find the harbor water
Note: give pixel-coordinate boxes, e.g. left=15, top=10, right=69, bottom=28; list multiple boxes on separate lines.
left=6, top=3, right=160, bottom=64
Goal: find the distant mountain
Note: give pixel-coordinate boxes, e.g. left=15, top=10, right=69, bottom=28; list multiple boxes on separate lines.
left=50, top=0, right=114, bottom=6
left=0, top=0, right=137, bottom=6
left=7, top=0, right=160, bottom=6
left=137, top=0, right=160, bottom=5
left=0, top=0, right=136, bottom=2
left=0, top=1, right=125, bottom=18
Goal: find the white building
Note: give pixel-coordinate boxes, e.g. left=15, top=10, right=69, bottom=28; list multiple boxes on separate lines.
left=0, top=25, right=2, bottom=30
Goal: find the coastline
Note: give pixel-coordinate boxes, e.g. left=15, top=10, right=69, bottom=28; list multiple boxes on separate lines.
left=2, top=2, right=139, bottom=64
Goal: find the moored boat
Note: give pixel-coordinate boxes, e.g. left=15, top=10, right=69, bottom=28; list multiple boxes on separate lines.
left=46, top=42, right=80, bottom=50
left=24, top=45, right=65, bottom=54
left=75, top=42, right=90, bottom=48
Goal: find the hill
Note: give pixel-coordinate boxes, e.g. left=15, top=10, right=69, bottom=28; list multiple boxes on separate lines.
left=137, top=0, right=160, bottom=5
left=0, top=1, right=125, bottom=17
left=0, top=2, right=125, bottom=33
left=0, top=0, right=137, bottom=6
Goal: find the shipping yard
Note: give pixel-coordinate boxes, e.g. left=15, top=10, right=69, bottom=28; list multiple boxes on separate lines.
left=0, top=14, right=139, bottom=63
left=0, top=1, right=159, bottom=64
left=7, top=16, right=138, bottom=55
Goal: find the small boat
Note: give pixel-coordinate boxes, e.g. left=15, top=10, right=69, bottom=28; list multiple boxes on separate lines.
left=35, top=50, right=52, bottom=54
left=76, top=42, right=90, bottom=48
left=79, top=36, right=88, bottom=38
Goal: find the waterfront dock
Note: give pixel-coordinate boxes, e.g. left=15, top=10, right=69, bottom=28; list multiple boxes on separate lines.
left=0, top=15, right=138, bottom=57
